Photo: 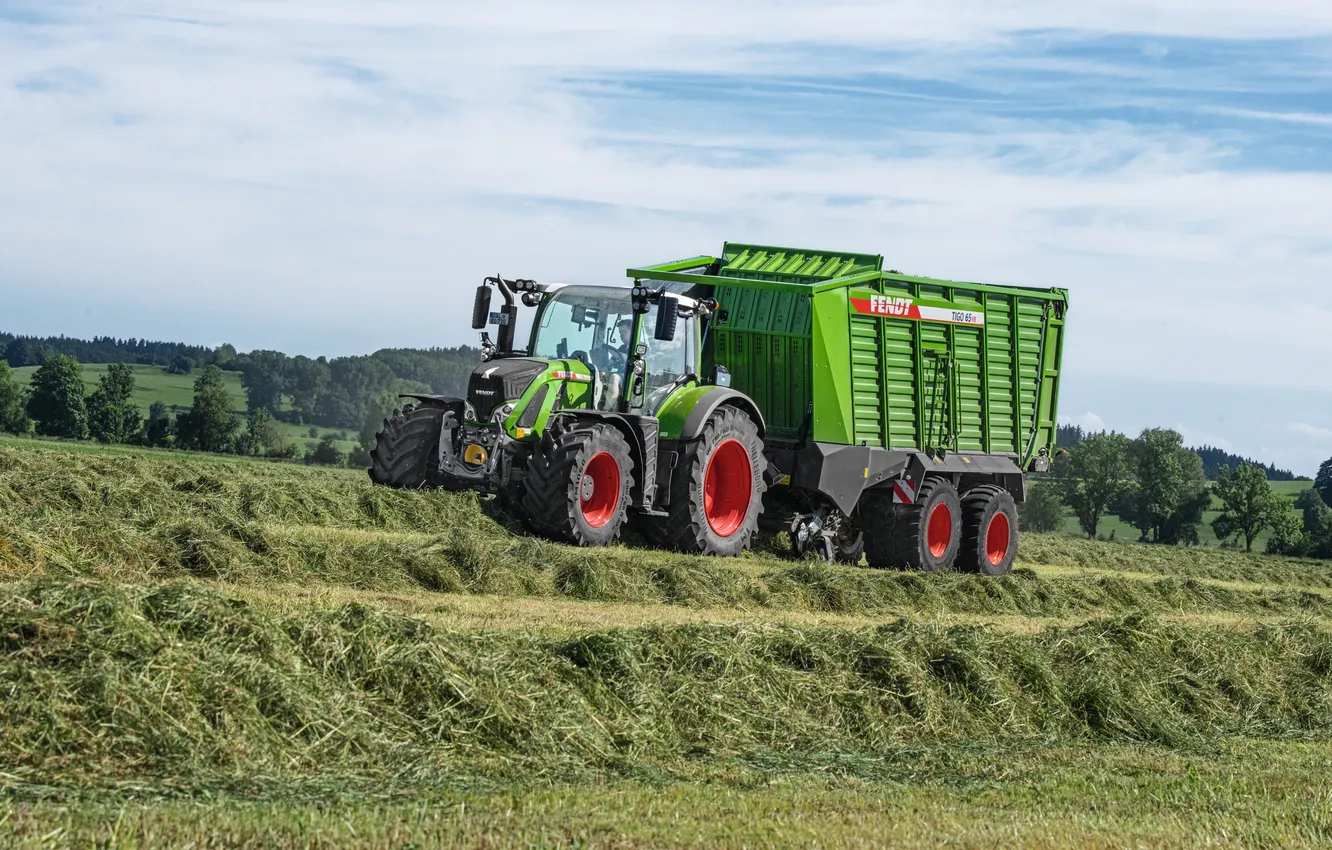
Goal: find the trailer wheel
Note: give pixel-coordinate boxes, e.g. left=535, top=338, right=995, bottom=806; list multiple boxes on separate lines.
left=959, top=485, right=1018, bottom=576
left=521, top=421, right=633, bottom=547
left=369, top=405, right=445, bottom=489
left=863, top=478, right=961, bottom=570
left=646, top=405, right=766, bottom=557
left=861, top=495, right=898, bottom=569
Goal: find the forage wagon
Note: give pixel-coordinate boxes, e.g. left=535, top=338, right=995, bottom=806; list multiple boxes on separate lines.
left=371, top=243, right=1067, bottom=575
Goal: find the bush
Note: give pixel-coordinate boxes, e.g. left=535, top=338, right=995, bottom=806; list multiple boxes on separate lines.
left=305, top=435, right=345, bottom=466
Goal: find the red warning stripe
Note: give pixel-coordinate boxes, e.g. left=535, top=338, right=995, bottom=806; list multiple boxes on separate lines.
left=893, top=479, right=917, bottom=505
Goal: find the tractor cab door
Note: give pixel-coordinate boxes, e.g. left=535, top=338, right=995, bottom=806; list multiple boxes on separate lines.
left=631, top=300, right=696, bottom=415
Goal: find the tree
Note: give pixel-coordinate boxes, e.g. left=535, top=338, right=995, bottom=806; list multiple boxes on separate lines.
left=1020, top=480, right=1065, bottom=533
left=86, top=363, right=142, bottom=444
left=242, top=408, right=287, bottom=457
left=285, top=355, right=330, bottom=423
left=1056, top=432, right=1131, bottom=538
left=1118, top=429, right=1210, bottom=545
left=215, top=343, right=238, bottom=368
left=3, top=338, right=51, bottom=368
left=0, top=360, right=32, bottom=435
left=166, top=354, right=194, bottom=375
left=1266, top=507, right=1308, bottom=557
left=305, top=434, right=345, bottom=466
left=1295, top=489, right=1332, bottom=559
left=317, top=356, right=396, bottom=428
left=25, top=354, right=88, bottom=439
left=143, top=401, right=173, bottom=448
left=239, top=350, right=289, bottom=414
left=1316, top=458, right=1332, bottom=508
left=177, top=365, right=238, bottom=452
left=1211, top=463, right=1285, bottom=552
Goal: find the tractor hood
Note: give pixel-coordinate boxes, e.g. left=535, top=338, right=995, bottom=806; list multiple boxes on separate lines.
left=466, top=358, right=549, bottom=420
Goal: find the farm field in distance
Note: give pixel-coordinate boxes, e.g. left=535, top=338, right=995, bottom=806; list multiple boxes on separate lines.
left=1, top=435, right=1331, bottom=847
left=12, top=362, right=360, bottom=456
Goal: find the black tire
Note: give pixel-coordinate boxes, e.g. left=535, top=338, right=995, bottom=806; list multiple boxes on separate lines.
left=959, top=485, right=1018, bottom=576
left=862, top=478, right=962, bottom=570
left=861, top=494, right=899, bottom=570
left=645, top=405, right=766, bottom=557
left=521, top=421, right=633, bottom=547
left=834, top=528, right=865, bottom=564
left=895, top=478, right=962, bottom=571
left=368, top=405, right=444, bottom=489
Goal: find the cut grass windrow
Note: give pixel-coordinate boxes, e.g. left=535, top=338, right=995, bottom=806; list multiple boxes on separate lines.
left=2, top=445, right=1330, bottom=621
left=3, top=579, right=1331, bottom=792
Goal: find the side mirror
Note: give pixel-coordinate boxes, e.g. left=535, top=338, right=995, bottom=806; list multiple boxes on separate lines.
left=654, top=295, right=679, bottom=342
left=571, top=305, right=587, bottom=328
left=471, top=285, right=492, bottom=330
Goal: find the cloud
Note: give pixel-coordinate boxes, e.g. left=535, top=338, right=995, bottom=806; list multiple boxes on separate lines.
left=1290, top=422, right=1332, bottom=441
left=0, top=1, right=1331, bottom=470
left=1069, top=411, right=1107, bottom=432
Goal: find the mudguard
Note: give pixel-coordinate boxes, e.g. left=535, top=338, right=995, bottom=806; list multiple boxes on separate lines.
left=398, top=393, right=464, bottom=411
left=657, top=385, right=766, bottom=442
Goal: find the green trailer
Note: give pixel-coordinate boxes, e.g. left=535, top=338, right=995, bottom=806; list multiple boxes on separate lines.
left=370, top=242, right=1067, bottom=574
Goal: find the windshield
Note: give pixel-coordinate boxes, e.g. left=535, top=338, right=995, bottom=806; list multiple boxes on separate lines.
left=531, top=286, right=636, bottom=374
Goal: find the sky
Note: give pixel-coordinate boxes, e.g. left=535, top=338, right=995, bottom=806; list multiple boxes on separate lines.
left=1, top=0, right=1330, bottom=473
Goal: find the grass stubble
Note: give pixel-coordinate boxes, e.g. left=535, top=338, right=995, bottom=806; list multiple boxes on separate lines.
left=1, top=440, right=1331, bottom=847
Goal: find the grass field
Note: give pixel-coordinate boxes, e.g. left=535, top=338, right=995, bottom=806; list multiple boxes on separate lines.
left=2, top=436, right=1331, bottom=847
left=12, top=363, right=360, bottom=455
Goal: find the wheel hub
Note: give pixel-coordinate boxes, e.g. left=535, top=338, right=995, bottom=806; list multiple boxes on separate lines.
left=703, top=439, right=753, bottom=537
left=578, top=451, right=620, bottom=528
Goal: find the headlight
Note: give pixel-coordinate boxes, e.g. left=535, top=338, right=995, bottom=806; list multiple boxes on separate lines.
left=493, top=402, right=516, bottom=423
left=463, top=401, right=477, bottom=421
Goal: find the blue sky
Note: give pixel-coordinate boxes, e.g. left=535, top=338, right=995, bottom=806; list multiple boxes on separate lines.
left=1, top=1, right=1331, bottom=473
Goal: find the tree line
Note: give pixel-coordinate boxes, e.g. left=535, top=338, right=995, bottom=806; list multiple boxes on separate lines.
left=1055, top=424, right=1303, bottom=482
left=0, top=330, right=481, bottom=434
left=0, top=332, right=225, bottom=371
left=0, top=357, right=351, bottom=466
left=1022, top=427, right=1332, bottom=559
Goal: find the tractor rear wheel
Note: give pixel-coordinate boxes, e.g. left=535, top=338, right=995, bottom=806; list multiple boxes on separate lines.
left=521, top=421, right=633, bottom=547
left=646, top=406, right=766, bottom=557
left=959, top=485, right=1018, bottom=576
left=369, top=404, right=445, bottom=489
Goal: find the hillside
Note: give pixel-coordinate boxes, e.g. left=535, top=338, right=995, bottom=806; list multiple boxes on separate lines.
left=2, top=436, right=1331, bottom=846
left=11, top=362, right=360, bottom=455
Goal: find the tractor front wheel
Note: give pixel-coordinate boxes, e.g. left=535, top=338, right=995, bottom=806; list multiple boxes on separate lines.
left=369, top=404, right=445, bottom=489
left=521, top=421, right=634, bottom=547
left=646, top=406, right=766, bottom=557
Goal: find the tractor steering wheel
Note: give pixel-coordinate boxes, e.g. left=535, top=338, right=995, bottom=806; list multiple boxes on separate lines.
left=588, top=343, right=623, bottom=373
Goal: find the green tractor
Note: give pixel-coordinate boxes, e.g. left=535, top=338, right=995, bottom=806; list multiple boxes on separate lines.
left=370, top=243, right=1067, bottom=573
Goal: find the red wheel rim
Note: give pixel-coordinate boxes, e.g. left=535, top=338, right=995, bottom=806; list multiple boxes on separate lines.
left=986, top=511, right=1011, bottom=566
left=926, top=502, right=953, bottom=558
left=703, top=439, right=752, bottom=537
left=579, top=452, right=620, bottom=528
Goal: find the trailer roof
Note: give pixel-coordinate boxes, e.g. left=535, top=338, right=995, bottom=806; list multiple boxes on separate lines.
left=627, top=242, right=1069, bottom=302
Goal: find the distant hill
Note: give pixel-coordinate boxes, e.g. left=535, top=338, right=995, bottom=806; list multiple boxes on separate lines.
left=1, top=330, right=480, bottom=432
left=1056, top=424, right=1307, bottom=482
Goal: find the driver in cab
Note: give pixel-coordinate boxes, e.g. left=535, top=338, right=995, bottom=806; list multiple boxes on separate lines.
left=599, top=318, right=634, bottom=409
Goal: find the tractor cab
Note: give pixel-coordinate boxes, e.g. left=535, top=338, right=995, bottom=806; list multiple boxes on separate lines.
left=468, top=278, right=704, bottom=423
